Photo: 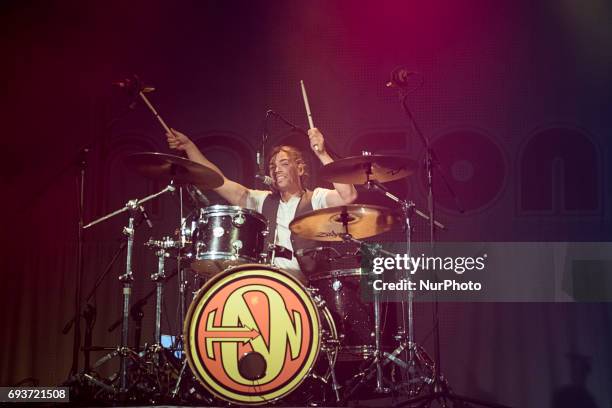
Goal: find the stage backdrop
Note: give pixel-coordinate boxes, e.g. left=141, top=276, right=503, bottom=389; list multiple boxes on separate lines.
left=1, top=1, right=611, bottom=407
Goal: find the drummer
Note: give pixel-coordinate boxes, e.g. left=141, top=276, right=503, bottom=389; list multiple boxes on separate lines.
left=167, top=128, right=357, bottom=283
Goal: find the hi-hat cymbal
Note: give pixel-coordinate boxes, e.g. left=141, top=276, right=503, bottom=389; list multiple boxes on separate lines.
left=289, top=204, right=397, bottom=242
left=319, top=154, right=418, bottom=184
left=125, top=152, right=224, bottom=188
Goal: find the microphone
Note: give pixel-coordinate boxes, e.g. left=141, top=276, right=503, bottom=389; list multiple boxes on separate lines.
left=256, top=110, right=273, bottom=185
left=187, top=185, right=211, bottom=207
left=255, top=174, right=274, bottom=186
left=112, top=75, right=155, bottom=93
left=295, top=246, right=327, bottom=257
left=138, top=206, right=154, bottom=228
left=386, top=67, right=417, bottom=88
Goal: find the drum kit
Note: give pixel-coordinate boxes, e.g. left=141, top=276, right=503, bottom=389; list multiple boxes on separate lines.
left=73, top=143, right=450, bottom=406
left=66, top=76, right=496, bottom=407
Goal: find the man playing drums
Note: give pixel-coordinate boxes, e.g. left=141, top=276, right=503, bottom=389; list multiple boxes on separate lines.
left=167, top=128, right=357, bottom=282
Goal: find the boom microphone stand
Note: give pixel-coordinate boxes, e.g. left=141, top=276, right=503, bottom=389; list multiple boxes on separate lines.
left=389, top=71, right=509, bottom=408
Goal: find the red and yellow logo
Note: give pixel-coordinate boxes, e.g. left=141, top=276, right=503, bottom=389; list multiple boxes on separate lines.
left=185, top=265, right=321, bottom=404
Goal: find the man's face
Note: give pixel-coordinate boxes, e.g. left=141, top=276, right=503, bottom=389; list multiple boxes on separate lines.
left=269, top=150, right=303, bottom=191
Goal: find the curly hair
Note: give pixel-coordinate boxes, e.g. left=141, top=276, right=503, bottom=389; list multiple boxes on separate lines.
left=266, top=145, right=310, bottom=190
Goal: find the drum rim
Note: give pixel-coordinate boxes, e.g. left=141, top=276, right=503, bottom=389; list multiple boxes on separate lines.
left=309, top=267, right=364, bottom=281
left=192, top=252, right=261, bottom=260
left=183, top=263, right=333, bottom=405
left=198, top=204, right=268, bottom=223
left=190, top=254, right=262, bottom=275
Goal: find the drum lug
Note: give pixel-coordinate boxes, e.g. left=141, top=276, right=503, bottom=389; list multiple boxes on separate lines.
left=232, top=213, right=246, bottom=227
left=306, top=286, right=321, bottom=299
left=331, top=279, right=342, bottom=292
left=311, top=293, right=326, bottom=308
left=232, top=240, right=243, bottom=252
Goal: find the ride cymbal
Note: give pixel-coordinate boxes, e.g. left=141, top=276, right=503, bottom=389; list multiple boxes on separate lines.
left=319, top=154, right=417, bottom=184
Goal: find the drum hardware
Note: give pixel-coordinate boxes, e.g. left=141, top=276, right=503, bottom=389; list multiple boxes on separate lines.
left=364, top=176, right=446, bottom=230
left=170, top=357, right=188, bottom=399
left=81, top=184, right=175, bottom=399
left=315, top=152, right=447, bottom=394
left=81, top=373, right=117, bottom=395
left=121, top=97, right=223, bottom=359
left=123, top=88, right=223, bottom=376
left=147, top=242, right=170, bottom=357
left=289, top=202, right=436, bottom=400
left=318, top=155, right=444, bottom=384
left=383, top=81, right=505, bottom=408
left=185, top=183, right=211, bottom=207
left=363, top=177, right=435, bottom=396
left=106, top=267, right=178, bottom=336
left=265, top=243, right=293, bottom=261
left=80, top=303, right=96, bottom=372
left=145, top=236, right=183, bottom=250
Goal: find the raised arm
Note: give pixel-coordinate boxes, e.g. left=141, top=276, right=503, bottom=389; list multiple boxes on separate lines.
left=167, top=129, right=249, bottom=207
left=308, top=128, right=358, bottom=206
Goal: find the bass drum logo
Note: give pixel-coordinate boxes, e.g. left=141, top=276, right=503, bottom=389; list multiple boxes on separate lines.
left=184, top=265, right=321, bottom=404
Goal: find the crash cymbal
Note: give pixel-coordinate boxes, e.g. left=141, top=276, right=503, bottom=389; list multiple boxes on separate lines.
left=125, top=152, right=224, bottom=188
left=289, top=204, right=397, bottom=242
left=319, top=154, right=417, bottom=184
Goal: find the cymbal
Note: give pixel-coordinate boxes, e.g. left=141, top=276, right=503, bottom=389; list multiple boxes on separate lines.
left=289, top=204, right=397, bottom=242
left=125, top=152, right=224, bottom=188
left=319, top=154, right=417, bottom=184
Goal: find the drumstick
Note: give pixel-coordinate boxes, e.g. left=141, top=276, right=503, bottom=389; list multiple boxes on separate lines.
left=139, top=91, right=173, bottom=135
left=300, top=80, right=319, bottom=152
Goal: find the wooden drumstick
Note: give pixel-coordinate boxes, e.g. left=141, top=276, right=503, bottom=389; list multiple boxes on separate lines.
left=139, top=91, right=173, bottom=135
left=300, top=80, right=319, bottom=151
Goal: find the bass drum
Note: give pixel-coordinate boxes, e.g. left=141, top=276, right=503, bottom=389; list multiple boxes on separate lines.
left=184, top=264, right=338, bottom=405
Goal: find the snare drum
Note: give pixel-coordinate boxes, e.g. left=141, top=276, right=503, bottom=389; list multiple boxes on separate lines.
left=190, top=205, right=268, bottom=276
left=184, top=264, right=338, bottom=405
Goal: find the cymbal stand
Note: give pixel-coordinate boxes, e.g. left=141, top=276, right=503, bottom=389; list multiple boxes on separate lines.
left=334, top=203, right=399, bottom=400
left=119, top=207, right=136, bottom=396
left=365, top=177, right=433, bottom=390
left=152, top=246, right=169, bottom=356
left=171, top=214, right=207, bottom=401
left=171, top=189, right=191, bottom=400
left=338, top=231, right=398, bottom=402
left=178, top=187, right=187, bottom=332
left=83, top=184, right=175, bottom=398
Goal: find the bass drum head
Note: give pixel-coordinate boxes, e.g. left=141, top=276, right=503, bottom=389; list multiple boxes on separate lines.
left=184, top=264, right=325, bottom=405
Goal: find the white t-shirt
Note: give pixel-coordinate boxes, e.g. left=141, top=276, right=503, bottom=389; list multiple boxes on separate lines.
left=246, top=188, right=332, bottom=281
